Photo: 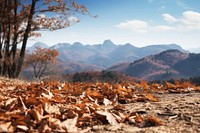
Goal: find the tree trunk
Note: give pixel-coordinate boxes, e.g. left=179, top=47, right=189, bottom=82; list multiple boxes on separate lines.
left=2, top=0, right=11, bottom=77
left=9, top=0, right=19, bottom=78
left=0, top=18, right=2, bottom=74
left=16, top=0, right=37, bottom=78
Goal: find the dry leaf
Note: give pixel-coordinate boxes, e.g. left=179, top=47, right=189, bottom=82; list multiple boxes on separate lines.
left=16, top=125, right=29, bottom=131
left=4, top=98, right=17, bottom=109
left=112, top=111, right=125, bottom=123
left=96, top=110, right=118, bottom=125
left=38, top=119, right=52, bottom=132
left=29, top=104, right=44, bottom=121
left=128, top=112, right=144, bottom=124
left=145, top=93, right=159, bottom=102
left=86, top=89, right=103, bottom=99
left=41, top=88, right=53, bottom=99
left=48, top=117, right=61, bottom=129
left=44, top=103, right=60, bottom=115
left=61, top=116, right=78, bottom=132
left=103, top=98, right=112, bottom=106
left=146, top=115, right=164, bottom=126
left=0, top=122, right=15, bottom=132
left=5, top=98, right=17, bottom=106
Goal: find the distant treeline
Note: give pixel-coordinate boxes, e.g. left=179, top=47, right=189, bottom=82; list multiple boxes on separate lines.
left=188, top=77, right=200, bottom=86
left=150, top=76, right=200, bottom=86
left=63, top=70, right=200, bottom=86
left=63, top=71, right=136, bottom=84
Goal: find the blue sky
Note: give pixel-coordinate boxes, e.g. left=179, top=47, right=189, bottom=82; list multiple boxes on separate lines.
left=29, top=0, right=200, bottom=49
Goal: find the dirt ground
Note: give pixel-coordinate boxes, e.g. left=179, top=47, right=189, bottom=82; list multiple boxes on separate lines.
left=0, top=77, right=200, bottom=133
left=87, top=93, right=200, bottom=133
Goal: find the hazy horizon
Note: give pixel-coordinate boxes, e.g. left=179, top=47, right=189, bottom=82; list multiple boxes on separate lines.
left=28, top=39, right=200, bottom=51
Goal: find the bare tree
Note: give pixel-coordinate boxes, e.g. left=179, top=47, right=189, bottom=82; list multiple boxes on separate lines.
left=0, top=0, right=89, bottom=78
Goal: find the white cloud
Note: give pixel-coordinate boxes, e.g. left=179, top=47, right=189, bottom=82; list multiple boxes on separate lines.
left=162, top=11, right=200, bottom=31
left=170, top=11, right=200, bottom=31
left=162, top=13, right=177, bottom=23
left=116, top=11, right=200, bottom=33
left=180, top=11, right=200, bottom=30
left=115, top=20, right=149, bottom=33
left=116, top=20, right=174, bottom=33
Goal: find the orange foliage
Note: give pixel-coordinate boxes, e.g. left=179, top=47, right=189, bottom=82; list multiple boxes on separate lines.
left=27, top=47, right=59, bottom=63
left=25, top=47, right=59, bottom=79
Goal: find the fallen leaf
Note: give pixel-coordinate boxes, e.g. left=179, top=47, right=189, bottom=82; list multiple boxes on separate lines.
left=41, top=88, right=53, bottom=99
left=0, top=122, right=15, bottom=132
left=146, top=115, right=164, bottom=126
left=103, top=98, right=112, bottom=106
left=4, top=98, right=17, bottom=111
left=145, top=93, right=159, bottom=102
left=128, top=112, right=144, bottom=124
left=44, top=103, right=60, bottom=115
left=61, top=116, right=78, bottom=132
left=29, top=104, right=44, bottom=121
left=16, top=125, right=29, bottom=131
left=38, top=118, right=52, bottom=132
left=96, top=110, right=118, bottom=125
left=86, top=89, right=103, bottom=99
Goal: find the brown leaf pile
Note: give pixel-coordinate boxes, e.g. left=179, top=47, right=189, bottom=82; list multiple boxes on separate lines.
left=0, top=78, right=199, bottom=132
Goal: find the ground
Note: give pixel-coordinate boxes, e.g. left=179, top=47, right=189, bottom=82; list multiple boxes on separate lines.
left=91, top=93, right=200, bottom=133
left=0, top=77, right=199, bottom=133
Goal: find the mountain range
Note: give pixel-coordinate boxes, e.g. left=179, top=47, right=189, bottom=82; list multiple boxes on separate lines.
left=28, top=40, right=200, bottom=80
left=28, top=40, right=187, bottom=71
left=108, top=50, right=200, bottom=80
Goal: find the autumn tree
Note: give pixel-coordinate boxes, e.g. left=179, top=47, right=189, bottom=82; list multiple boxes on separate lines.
left=25, top=47, right=59, bottom=79
left=0, top=0, right=89, bottom=78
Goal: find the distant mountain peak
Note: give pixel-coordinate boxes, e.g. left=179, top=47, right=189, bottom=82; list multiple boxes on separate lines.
left=51, top=43, right=70, bottom=49
left=103, top=39, right=115, bottom=46
left=124, top=43, right=137, bottom=48
left=72, top=42, right=84, bottom=49
left=28, top=42, right=49, bottom=52
left=73, top=42, right=83, bottom=46
left=32, top=42, right=49, bottom=48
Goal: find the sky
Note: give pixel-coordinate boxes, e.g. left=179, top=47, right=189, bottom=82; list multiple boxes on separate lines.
left=28, top=0, right=200, bottom=49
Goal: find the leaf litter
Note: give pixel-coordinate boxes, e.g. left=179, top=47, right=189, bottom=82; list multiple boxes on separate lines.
left=0, top=77, right=199, bottom=132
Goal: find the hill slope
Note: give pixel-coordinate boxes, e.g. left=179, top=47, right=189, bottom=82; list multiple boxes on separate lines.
left=108, top=50, right=200, bottom=80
